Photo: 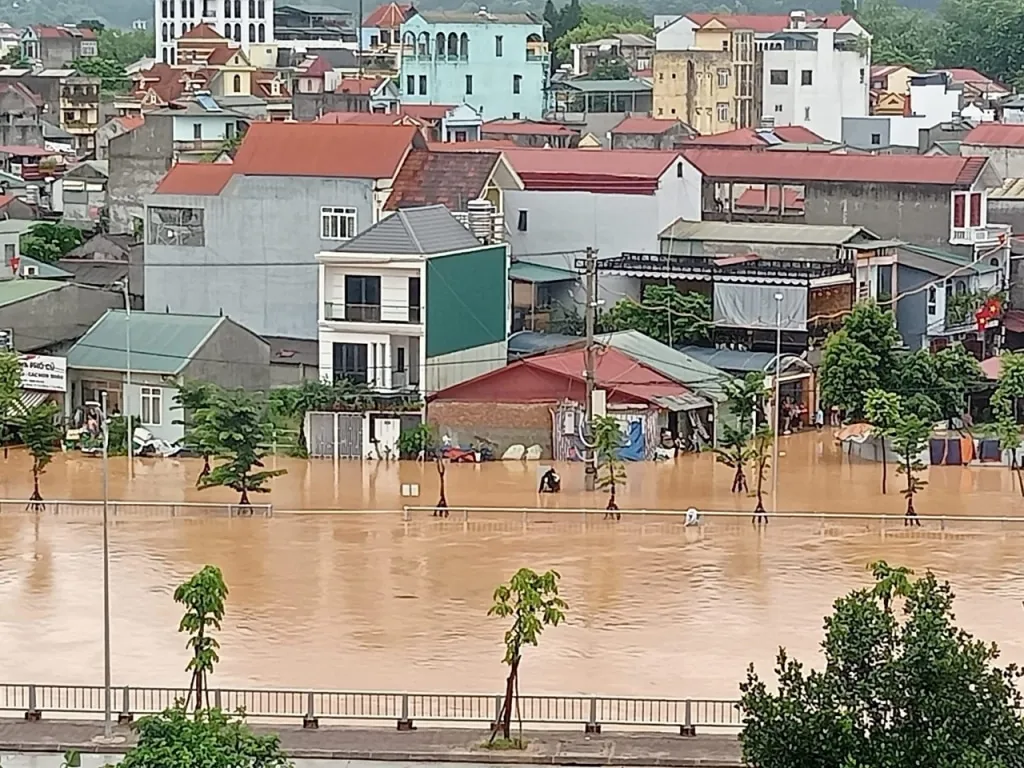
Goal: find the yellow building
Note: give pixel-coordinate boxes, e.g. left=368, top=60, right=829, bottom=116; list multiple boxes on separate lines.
left=653, top=23, right=760, bottom=135
left=59, top=76, right=101, bottom=153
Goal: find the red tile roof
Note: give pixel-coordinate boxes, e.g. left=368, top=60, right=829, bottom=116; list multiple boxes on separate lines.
left=682, top=148, right=987, bottom=186
left=115, top=115, right=145, bottom=132
left=429, top=139, right=518, bottom=150
left=232, top=122, right=418, bottom=179
left=204, top=45, right=240, bottom=65
left=0, top=194, right=15, bottom=209
left=431, top=347, right=690, bottom=405
left=32, top=24, right=96, bottom=39
left=363, top=2, right=412, bottom=28
left=385, top=148, right=501, bottom=211
left=0, top=145, right=52, bottom=157
left=963, top=123, right=1024, bottom=148
left=685, top=12, right=852, bottom=32
left=303, top=55, right=333, bottom=79
left=155, top=162, right=235, bottom=195
left=335, top=76, right=383, bottom=95
left=399, top=104, right=454, bottom=121
left=939, top=68, right=1008, bottom=91
left=482, top=119, right=576, bottom=137
left=611, top=116, right=683, bottom=135
left=501, top=148, right=680, bottom=193
left=735, top=186, right=805, bottom=211
left=179, top=22, right=225, bottom=40
left=683, top=125, right=826, bottom=147
left=317, top=111, right=420, bottom=126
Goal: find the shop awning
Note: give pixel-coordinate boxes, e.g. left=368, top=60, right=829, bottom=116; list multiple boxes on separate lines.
left=653, top=392, right=712, bottom=412
left=19, top=390, right=49, bottom=409
left=509, top=261, right=578, bottom=284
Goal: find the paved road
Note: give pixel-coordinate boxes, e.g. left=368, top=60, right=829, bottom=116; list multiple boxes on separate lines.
left=0, top=720, right=743, bottom=766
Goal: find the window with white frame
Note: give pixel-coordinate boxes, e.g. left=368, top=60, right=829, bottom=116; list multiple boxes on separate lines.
left=716, top=102, right=729, bottom=122
left=320, top=206, right=357, bottom=240
left=140, top=387, right=162, bottom=426
left=716, top=68, right=729, bottom=88
left=927, top=286, right=937, bottom=316
left=80, top=40, right=98, bottom=57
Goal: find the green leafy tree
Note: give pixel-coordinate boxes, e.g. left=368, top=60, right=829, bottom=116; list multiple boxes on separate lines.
left=863, top=388, right=900, bottom=494
left=856, top=0, right=938, bottom=71
left=174, top=565, right=228, bottom=712
left=119, top=707, right=289, bottom=768
left=0, top=350, right=21, bottom=456
left=749, top=427, right=772, bottom=522
left=20, top=222, right=85, bottom=264
left=72, top=56, right=130, bottom=92
left=585, top=57, right=631, bottom=79
left=843, top=301, right=901, bottom=388
left=21, top=401, right=61, bottom=508
left=599, top=285, right=711, bottom=346
left=992, top=351, right=1024, bottom=497
left=740, top=566, right=1024, bottom=768
left=0, top=47, right=29, bottom=67
left=487, top=568, right=567, bottom=745
left=173, top=380, right=219, bottom=484
left=291, top=378, right=334, bottom=449
left=818, top=329, right=878, bottom=419
left=891, top=409, right=931, bottom=522
left=554, top=20, right=652, bottom=65
left=891, top=343, right=979, bottom=424
left=714, top=372, right=765, bottom=494
left=197, top=389, right=286, bottom=506
left=97, top=27, right=154, bottom=65
left=714, top=425, right=752, bottom=494
left=867, top=560, right=914, bottom=613
left=592, top=414, right=626, bottom=516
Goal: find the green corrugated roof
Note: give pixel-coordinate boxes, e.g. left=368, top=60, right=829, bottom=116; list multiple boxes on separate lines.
left=509, top=261, right=578, bottom=283
left=67, top=310, right=225, bottom=374
left=0, top=279, right=64, bottom=308
left=599, top=330, right=732, bottom=403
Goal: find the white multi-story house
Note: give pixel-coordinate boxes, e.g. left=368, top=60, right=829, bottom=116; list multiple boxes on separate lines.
left=656, top=11, right=870, bottom=142
left=316, top=204, right=510, bottom=396
left=156, top=0, right=274, bottom=65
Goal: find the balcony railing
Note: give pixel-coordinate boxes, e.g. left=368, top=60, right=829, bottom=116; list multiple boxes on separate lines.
left=596, top=252, right=852, bottom=281
left=324, top=303, right=381, bottom=322
left=950, top=224, right=1010, bottom=246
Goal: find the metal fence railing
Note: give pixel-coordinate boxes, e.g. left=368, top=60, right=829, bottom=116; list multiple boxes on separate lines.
left=0, top=500, right=273, bottom=518
left=0, top=683, right=742, bottom=734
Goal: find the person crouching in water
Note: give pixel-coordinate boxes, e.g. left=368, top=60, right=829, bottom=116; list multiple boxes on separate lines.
left=539, top=467, right=561, bottom=493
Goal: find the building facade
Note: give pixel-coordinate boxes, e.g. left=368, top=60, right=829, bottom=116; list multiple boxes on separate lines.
left=20, top=25, right=98, bottom=69
left=399, top=9, right=548, bottom=120
left=317, top=205, right=509, bottom=397
left=155, top=0, right=274, bottom=65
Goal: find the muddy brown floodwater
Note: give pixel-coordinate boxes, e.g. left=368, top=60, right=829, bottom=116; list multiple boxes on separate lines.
left=1, top=432, right=1024, bottom=697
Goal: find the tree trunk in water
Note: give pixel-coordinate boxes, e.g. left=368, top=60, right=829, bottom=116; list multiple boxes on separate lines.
left=731, top=465, right=747, bottom=493
left=30, top=469, right=41, bottom=501
left=239, top=486, right=250, bottom=507
left=880, top=449, right=887, bottom=495
left=499, top=656, right=520, bottom=740
left=1017, top=466, right=1024, bottom=498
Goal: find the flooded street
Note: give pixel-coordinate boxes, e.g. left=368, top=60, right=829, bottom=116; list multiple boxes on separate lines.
left=1, top=432, right=1023, bottom=698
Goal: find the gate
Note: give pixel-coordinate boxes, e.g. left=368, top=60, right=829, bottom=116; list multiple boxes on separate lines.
left=306, top=412, right=364, bottom=459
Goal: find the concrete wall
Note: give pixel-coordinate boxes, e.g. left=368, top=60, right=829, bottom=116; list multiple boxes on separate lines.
left=428, top=399, right=552, bottom=456
left=0, top=284, right=122, bottom=353
left=506, top=160, right=700, bottom=302
left=184, top=319, right=271, bottom=391
left=842, top=116, right=890, bottom=150
left=610, top=125, right=690, bottom=150
left=145, top=174, right=377, bottom=340
left=989, top=199, right=1024, bottom=240
left=108, top=115, right=173, bottom=235
left=0, top=86, right=42, bottom=146
left=400, top=16, right=548, bottom=120
left=961, top=144, right=1024, bottom=181
left=894, top=263, right=932, bottom=350
left=652, top=49, right=734, bottom=133
left=761, top=32, right=868, bottom=143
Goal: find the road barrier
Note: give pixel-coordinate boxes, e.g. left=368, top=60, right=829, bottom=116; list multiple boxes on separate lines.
left=0, top=683, right=741, bottom=734
left=0, top=500, right=273, bottom=517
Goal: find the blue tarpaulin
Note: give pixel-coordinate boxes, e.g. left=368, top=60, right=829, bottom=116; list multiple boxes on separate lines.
left=617, top=420, right=645, bottom=461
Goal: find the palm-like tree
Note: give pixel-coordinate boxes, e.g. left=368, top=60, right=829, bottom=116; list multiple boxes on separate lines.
left=714, top=425, right=751, bottom=493
left=592, top=415, right=627, bottom=520
left=868, top=561, right=915, bottom=613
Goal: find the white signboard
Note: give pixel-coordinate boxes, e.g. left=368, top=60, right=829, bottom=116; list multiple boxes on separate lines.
left=19, top=354, right=67, bottom=393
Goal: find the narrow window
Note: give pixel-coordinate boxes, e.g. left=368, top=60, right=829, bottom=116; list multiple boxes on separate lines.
left=801, top=69, right=812, bottom=86
left=465, top=74, right=473, bottom=95
left=513, top=74, right=521, bottom=94
left=517, top=209, right=528, bottom=231
left=419, top=74, right=426, bottom=95
left=495, top=35, right=503, bottom=56
left=406, top=74, right=414, bottom=95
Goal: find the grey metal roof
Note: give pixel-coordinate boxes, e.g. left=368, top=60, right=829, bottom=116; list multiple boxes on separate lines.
left=20, top=255, right=72, bottom=279
left=653, top=392, right=712, bottom=412
left=897, top=244, right=988, bottom=277
left=612, top=32, right=654, bottom=47
left=336, top=205, right=482, bottom=255
left=659, top=219, right=875, bottom=246
left=509, top=261, right=577, bottom=283
left=151, top=101, right=249, bottom=118
left=417, top=10, right=539, bottom=24
left=556, top=78, right=652, bottom=93
left=679, top=345, right=809, bottom=375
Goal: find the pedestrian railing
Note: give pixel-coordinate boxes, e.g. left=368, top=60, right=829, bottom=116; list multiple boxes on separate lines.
left=0, top=683, right=742, bottom=734
left=0, top=500, right=273, bottom=518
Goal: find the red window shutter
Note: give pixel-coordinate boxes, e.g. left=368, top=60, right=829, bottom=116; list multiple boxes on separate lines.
left=953, top=193, right=965, bottom=228
left=970, top=192, right=982, bottom=227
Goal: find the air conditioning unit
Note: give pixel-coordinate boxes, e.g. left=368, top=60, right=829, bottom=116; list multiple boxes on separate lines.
left=23, top=265, right=38, bottom=276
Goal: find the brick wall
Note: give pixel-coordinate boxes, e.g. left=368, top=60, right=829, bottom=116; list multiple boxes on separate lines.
left=427, top=401, right=553, bottom=457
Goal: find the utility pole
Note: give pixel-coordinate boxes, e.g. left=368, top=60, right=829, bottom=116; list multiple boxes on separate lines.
left=583, top=246, right=597, bottom=492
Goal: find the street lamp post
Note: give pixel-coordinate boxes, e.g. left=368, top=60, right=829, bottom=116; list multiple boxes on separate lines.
left=101, top=392, right=112, bottom=740
left=120, top=280, right=133, bottom=480
left=771, top=293, right=783, bottom=514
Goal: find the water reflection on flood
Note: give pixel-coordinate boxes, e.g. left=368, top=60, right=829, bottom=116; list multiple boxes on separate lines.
left=0, top=433, right=1022, bottom=697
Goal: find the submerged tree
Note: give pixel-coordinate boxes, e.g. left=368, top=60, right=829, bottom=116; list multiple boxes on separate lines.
left=487, top=568, right=567, bottom=745
left=891, top=410, right=930, bottom=525
left=120, top=707, right=288, bottom=768
left=434, top=456, right=449, bottom=517
left=196, top=389, right=286, bottom=507
left=173, top=565, right=229, bottom=712
left=592, top=415, right=626, bottom=519
left=21, top=402, right=61, bottom=510
left=173, top=380, right=218, bottom=485
left=749, top=427, right=773, bottom=524
left=715, top=372, right=767, bottom=495
left=740, top=565, right=1024, bottom=768
left=993, top=351, right=1024, bottom=497
left=863, top=388, right=901, bottom=495
left=714, top=425, right=751, bottom=494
